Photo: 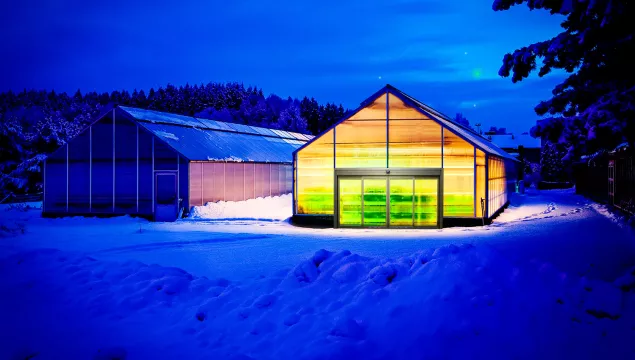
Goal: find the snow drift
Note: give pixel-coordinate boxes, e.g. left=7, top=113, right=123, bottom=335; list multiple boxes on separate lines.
left=2, top=244, right=635, bottom=360
left=189, top=194, right=292, bottom=221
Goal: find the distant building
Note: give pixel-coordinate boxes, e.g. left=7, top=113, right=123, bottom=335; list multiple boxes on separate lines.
left=487, top=133, right=541, bottom=164
left=43, top=106, right=312, bottom=222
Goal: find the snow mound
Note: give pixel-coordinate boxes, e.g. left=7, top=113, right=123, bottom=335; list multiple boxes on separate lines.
left=4, top=244, right=635, bottom=359
left=188, top=194, right=292, bottom=221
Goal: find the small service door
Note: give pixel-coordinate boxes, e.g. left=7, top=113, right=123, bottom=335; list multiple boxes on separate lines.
left=154, top=172, right=178, bottom=222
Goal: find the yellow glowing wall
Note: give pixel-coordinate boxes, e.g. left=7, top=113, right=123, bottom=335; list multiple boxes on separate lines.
left=443, top=129, right=474, bottom=216
left=388, top=94, right=442, bottom=168
left=488, top=156, right=507, bottom=217
left=296, top=129, right=334, bottom=214
left=335, top=94, right=387, bottom=168
left=476, top=149, right=486, bottom=217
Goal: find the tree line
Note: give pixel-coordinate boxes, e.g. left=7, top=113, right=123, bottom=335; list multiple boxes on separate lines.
left=0, top=82, right=348, bottom=194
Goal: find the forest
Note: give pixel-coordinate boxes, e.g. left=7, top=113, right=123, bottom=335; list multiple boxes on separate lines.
left=0, top=82, right=347, bottom=195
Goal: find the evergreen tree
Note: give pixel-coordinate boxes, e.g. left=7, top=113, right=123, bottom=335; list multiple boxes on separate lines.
left=540, top=142, right=566, bottom=182
left=494, top=0, right=635, bottom=159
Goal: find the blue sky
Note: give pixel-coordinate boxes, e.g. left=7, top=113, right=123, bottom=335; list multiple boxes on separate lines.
left=0, top=0, right=564, bottom=133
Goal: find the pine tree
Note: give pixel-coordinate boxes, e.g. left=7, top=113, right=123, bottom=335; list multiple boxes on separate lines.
left=540, top=142, right=565, bottom=182
left=494, top=0, right=635, bottom=158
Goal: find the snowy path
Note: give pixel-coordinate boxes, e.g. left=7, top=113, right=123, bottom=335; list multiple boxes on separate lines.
left=1, top=189, right=634, bottom=282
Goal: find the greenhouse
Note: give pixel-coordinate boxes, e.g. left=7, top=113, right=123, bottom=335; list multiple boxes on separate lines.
left=43, top=106, right=311, bottom=221
left=292, top=85, right=518, bottom=228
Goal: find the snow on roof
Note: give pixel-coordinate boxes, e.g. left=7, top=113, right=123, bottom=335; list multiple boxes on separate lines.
left=118, top=106, right=311, bottom=163
left=487, top=134, right=541, bottom=150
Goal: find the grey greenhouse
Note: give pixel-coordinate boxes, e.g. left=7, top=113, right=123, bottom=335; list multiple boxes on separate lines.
left=43, top=106, right=312, bottom=221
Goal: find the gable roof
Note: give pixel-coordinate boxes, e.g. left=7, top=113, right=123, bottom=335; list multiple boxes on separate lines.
left=115, top=106, right=312, bottom=163
left=487, top=134, right=541, bottom=150
left=294, top=84, right=518, bottom=161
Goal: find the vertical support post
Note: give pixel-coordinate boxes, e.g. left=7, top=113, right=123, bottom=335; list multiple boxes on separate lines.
left=136, top=125, right=139, bottom=213
left=200, top=163, right=203, bottom=206
left=89, top=125, right=92, bottom=212
left=412, top=177, right=415, bottom=227
left=473, top=147, right=477, bottom=217
left=386, top=92, right=389, bottom=169
left=43, top=158, right=46, bottom=212
left=243, top=162, right=245, bottom=201
left=253, top=163, right=256, bottom=201
left=484, top=153, right=489, bottom=219
left=152, top=136, right=155, bottom=212
left=441, top=127, right=444, bottom=168
left=269, top=163, right=272, bottom=197
left=223, top=162, right=226, bottom=201
left=177, top=155, right=180, bottom=213
left=112, top=109, right=116, bottom=212
left=66, top=143, right=69, bottom=212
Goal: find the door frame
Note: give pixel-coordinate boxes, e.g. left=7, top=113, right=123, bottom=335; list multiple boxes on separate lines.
left=334, top=168, right=443, bottom=229
left=154, top=171, right=179, bottom=221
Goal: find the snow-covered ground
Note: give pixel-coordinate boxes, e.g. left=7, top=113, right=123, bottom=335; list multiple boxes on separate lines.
left=1, top=189, right=635, bottom=359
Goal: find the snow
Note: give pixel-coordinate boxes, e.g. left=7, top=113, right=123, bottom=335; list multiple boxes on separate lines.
left=1, top=189, right=635, bottom=358
left=154, top=130, right=179, bottom=141
left=189, top=194, right=292, bottom=221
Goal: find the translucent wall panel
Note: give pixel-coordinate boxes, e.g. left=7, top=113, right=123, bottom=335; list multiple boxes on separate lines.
left=244, top=163, right=255, bottom=200
left=488, top=156, right=507, bottom=217
left=387, top=93, right=428, bottom=120
left=92, top=113, right=114, bottom=212
left=44, top=150, right=67, bottom=212
left=203, top=162, right=216, bottom=204
left=336, top=93, right=386, bottom=168
left=138, top=129, right=153, bottom=214
left=335, top=118, right=386, bottom=168
left=190, top=162, right=203, bottom=206
left=270, top=164, right=280, bottom=197
left=476, top=149, right=486, bottom=218
left=414, top=178, right=438, bottom=226
left=443, top=129, right=474, bottom=216
left=114, top=118, right=137, bottom=212
left=296, top=129, right=334, bottom=214
left=68, top=130, right=90, bottom=213
left=155, top=141, right=178, bottom=171
left=389, top=120, right=442, bottom=168
left=349, top=93, right=387, bottom=120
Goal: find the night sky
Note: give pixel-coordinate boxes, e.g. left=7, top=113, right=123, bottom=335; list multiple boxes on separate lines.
left=0, top=0, right=564, bottom=134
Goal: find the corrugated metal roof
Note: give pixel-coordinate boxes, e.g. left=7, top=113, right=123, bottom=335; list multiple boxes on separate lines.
left=118, top=106, right=309, bottom=163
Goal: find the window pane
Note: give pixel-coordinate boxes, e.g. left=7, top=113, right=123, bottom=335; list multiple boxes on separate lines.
left=488, top=156, right=506, bottom=217
left=45, top=149, right=67, bottom=212
left=389, top=179, right=413, bottom=227
left=389, top=120, right=442, bottom=168
left=349, top=93, right=386, bottom=120
left=68, top=130, right=90, bottom=213
left=297, top=129, right=334, bottom=214
left=476, top=150, right=486, bottom=217
left=156, top=174, right=176, bottom=204
left=443, top=128, right=474, bottom=216
left=335, top=119, right=386, bottom=168
left=114, top=118, right=137, bottom=212
left=92, top=113, right=113, bottom=212
left=138, top=129, right=153, bottom=214
left=387, top=93, right=428, bottom=119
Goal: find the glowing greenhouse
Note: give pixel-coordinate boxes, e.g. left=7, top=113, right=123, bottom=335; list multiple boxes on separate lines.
left=292, top=85, right=518, bottom=228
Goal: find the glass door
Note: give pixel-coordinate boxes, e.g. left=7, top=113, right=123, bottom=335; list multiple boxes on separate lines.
left=414, top=178, right=438, bottom=227
left=339, top=178, right=362, bottom=226
left=389, top=178, right=414, bottom=227
left=363, top=178, right=387, bottom=227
